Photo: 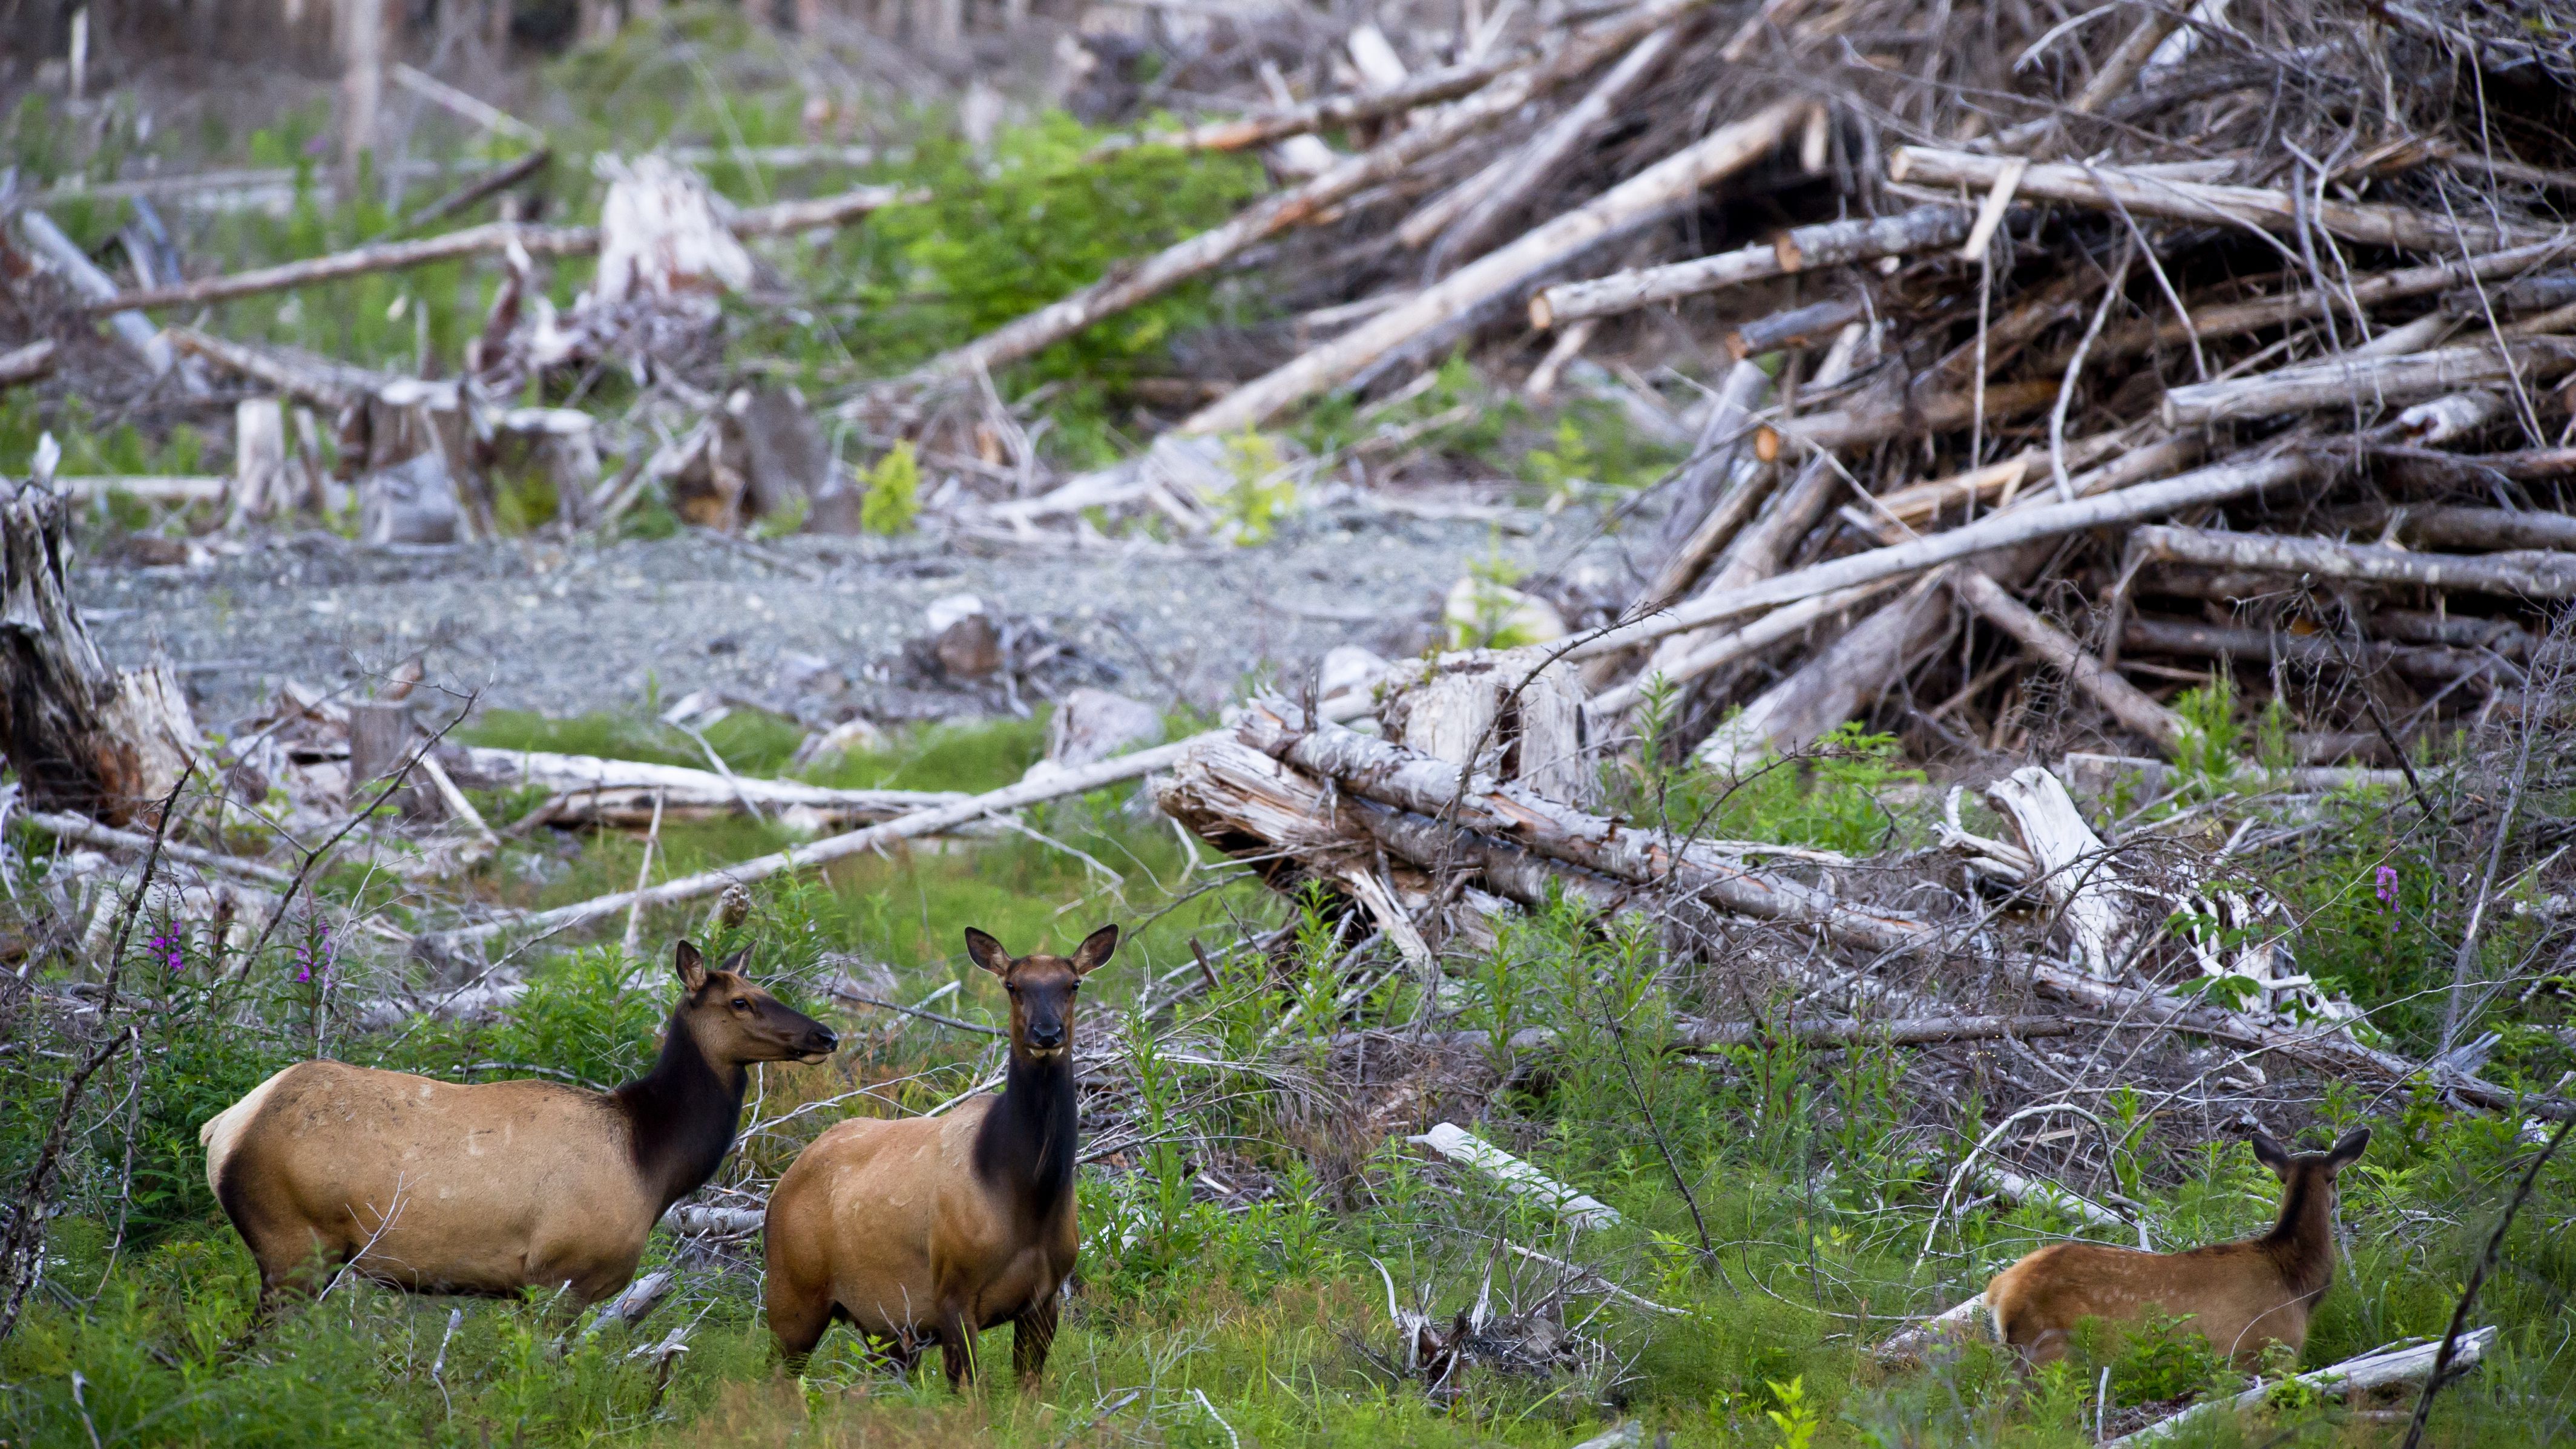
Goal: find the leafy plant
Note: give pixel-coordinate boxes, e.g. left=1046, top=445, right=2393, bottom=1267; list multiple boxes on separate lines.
left=861, top=440, right=921, bottom=536
left=1213, top=429, right=1297, bottom=546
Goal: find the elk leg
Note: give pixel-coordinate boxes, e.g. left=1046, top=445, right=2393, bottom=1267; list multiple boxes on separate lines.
left=936, top=1308, right=978, bottom=1391
left=766, top=1286, right=835, bottom=1376
left=1011, top=1295, right=1059, bottom=1383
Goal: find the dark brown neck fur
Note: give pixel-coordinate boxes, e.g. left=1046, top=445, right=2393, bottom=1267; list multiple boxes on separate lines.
left=611, top=1014, right=750, bottom=1215
left=2258, top=1168, right=2338, bottom=1295
left=971, top=1044, right=1079, bottom=1222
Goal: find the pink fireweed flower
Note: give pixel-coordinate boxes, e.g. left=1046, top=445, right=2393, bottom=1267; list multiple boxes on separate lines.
left=2374, top=866, right=2399, bottom=909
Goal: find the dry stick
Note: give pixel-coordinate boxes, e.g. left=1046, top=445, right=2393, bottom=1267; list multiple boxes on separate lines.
left=1950, top=570, right=2186, bottom=749
left=1566, top=449, right=2322, bottom=660
left=19, top=809, right=298, bottom=887
left=2397, top=1115, right=2575, bottom=1449
left=2121, top=619, right=2526, bottom=683
left=2049, top=240, right=2134, bottom=502
left=0, top=340, right=57, bottom=390
left=426, top=738, right=1204, bottom=948
left=1769, top=380, right=2060, bottom=454
left=1887, top=148, right=2566, bottom=254
left=619, top=789, right=665, bottom=959
left=1530, top=204, right=1972, bottom=327
left=1589, top=580, right=1903, bottom=719
left=2162, top=338, right=2576, bottom=425
left=2126, top=525, right=2576, bottom=599
left=1182, top=99, right=1807, bottom=435
left=391, top=146, right=553, bottom=235
left=892, top=0, right=1712, bottom=390
left=1641, top=360, right=1774, bottom=605
left=0, top=769, right=189, bottom=1344
left=1425, top=25, right=1684, bottom=271
left=1086, top=50, right=1525, bottom=160
left=90, top=182, right=915, bottom=314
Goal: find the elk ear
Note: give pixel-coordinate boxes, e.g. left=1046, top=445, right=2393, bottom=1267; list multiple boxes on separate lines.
left=964, top=928, right=1013, bottom=978
left=674, top=941, right=709, bottom=993
left=2249, top=1132, right=2293, bottom=1178
left=1071, top=924, right=1120, bottom=977
left=2325, top=1126, right=2371, bottom=1172
left=720, top=946, right=754, bottom=978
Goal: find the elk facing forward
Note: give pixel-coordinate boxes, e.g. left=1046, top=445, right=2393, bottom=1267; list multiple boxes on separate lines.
left=200, top=942, right=835, bottom=1316
left=1984, top=1128, right=2370, bottom=1367
left=764, top=924, right=1116, bottom=1387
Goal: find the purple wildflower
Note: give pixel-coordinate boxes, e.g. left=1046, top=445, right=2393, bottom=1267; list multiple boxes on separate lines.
left=295, top=921, right=338, bottom=986
left=149, top=929, right=184, bottom=974
left=2374, top=865, right=2400, bottom=910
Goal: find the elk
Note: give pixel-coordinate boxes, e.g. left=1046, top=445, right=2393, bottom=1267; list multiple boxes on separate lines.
left=200, top=942, right=835, bottom=1317
left=764, top=924, right=1116, bottom=1388
left=1983, top=1127, right=2370, bottom=1368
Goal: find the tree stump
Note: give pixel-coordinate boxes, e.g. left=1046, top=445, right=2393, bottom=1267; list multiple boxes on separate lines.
left=1378, top=645, right=1596, bottom=807
left=0, top=480, right=200, bottom=825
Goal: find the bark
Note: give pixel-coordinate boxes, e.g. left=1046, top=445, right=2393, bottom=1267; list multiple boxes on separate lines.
left=1427, top=25, right=1684, bottom=270
left=1378, top=647, right=1596, bottom=808
left=1725, top=295, right=1865, bottom=360
left=897, top=0, right=1715, bottom=389
left=1865, top=432, right=2134, bottom=531
left=2384, top=504, right=2576, bottom=553
left=2160, top=338, right=2576, bottom=425
left=0, top=341, right=57, bottom=391
left=2126, top=525, right=2576, bottom=598
left=1887, top=147, right=2561, bottom=254
left=1183, top=99, right=1807, bottom=435
left=1530, top=205, right=1971, bottom=327
left=1690, top=573, right=1949, bottom=770
left=2121, top=617, right=2532, bottom=682
left=1640, top=360, right=1773, bottom=606
left=92, top=184, right=913, bottom=315
left=1234, top=695, right=1939, bottom=957
left=0, top=482, right=200, bottom=826
left=1773, top=381, right=2060, bottom=456
left=1566, top=449, right=2322, bottom=660
left=1951, top=570, right=2186, bottom=749
left=1092, top=51, right=1527, bottom=160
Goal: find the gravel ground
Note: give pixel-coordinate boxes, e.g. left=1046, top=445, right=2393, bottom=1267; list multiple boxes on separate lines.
left=77, top=501, right=1626, bottom=733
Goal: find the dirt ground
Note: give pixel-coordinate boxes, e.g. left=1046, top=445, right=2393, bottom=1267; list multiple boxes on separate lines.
left=77, top=501, right=1618, bottom=733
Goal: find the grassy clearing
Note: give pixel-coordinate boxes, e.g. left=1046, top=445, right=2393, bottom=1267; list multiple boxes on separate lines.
left=7, top=708, right=2576, bottom=1447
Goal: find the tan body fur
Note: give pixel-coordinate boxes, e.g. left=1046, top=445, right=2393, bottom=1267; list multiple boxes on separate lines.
left=763, top=1097, right=1078, bottom=1373
left=1983, top=1128, right=2369, bottom=1368
left=765, top=924, right=1117, bottom=1387
left=200, top=944, right=833, bottom=1316
left=202, top=1062, right=663, bottom=1302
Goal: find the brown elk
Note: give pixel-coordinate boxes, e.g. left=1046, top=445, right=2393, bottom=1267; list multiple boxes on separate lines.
left=1983, top=1127, right=2370, bottom=1368
left=200, top=942, right=835, bottom=1317
left=763, top=924, right=1116, bottom=1388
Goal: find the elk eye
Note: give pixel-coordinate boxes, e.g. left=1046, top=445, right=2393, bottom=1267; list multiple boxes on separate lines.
left=731, top=997, right=750, bottom=1011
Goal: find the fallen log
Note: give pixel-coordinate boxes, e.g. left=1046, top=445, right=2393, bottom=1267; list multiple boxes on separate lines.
left=1181, top=99, right=1808, bottom=435
left=458, top=747, right=963, bottom=827
left=1409, top=1122, right=1622, bottom=1228
left=0, top=340, right=57, bottom=391
left=1951, top=570, right=2186, bottom=749
left=2125, top=526, right=2576, bottom=599
left=1772, top=381, right=2058, bottom=455
left=2121, top=617, right=2531, bottom=682
left=90, top=182, right=915, bottom=315
left=1424, top=24, right=1684, bottom=270
left=20, top=211, right=189, bottom=381
left=1640, top=360, right=1773, bottom=606
left=1530, top=205, right=1972, bottom=328
left=2376, top=504, right=2576, bottom=554
left=893, top=0, right=1714, bottom=390
left=1391, top=1014, right=2080, bottom=1055
left=1725, top=295, right=1867, bottom=360
left=2160, top=338, right=2576, bottom=425
left=1691, top=574, right=1948, bottom=770
left=1589, top=579, right=1904, bottom=720
left=2108, top=1329, right=2499, bottom=1447
left=1887, top=148, right=2564, bottom=254
left=19, top=810, right=295, bottom=887
left=1566, top=449, right=2325, bottom=660
left=1091, top=50, right=1528, bottom=160
left=1234, top=695, right=1939, bottom=957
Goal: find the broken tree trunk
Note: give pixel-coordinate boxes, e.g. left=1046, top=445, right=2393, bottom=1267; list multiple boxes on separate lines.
left=459, top=746, right=966, bottom=827
left=1567, top=450, right=2322, bottom=660
left=1986, top=764, right=2142, bottom=978
left=1234, top=695, right=1937, bottom=956
left=2127, top=526, right=2576, bottom=599
left=1887, top=148, right=2563, bottom=254
left=0, top=481, right=200, bottom=825
left=1378, top=646, right=1597, bottom=808
left=1530, top=205, right=1972, bottom=327
left=1425, top=25, right=1684, bottom=271
left=894, top=0, right=1714, bottom=392
left=1690, top=573, right=1950, bottom=771
left=1183, top=99, right=1807, bottom=435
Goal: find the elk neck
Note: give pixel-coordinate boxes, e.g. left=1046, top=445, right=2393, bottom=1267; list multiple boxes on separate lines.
left=2258, top=1167, right=2339, bottom=1294
left=973, top=1036, right=1079, bottom=1218
left=611, top=1011, right=750, bottom=1214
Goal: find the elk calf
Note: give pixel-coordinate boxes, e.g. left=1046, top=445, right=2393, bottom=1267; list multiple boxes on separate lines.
left=201, top=943, right=834, bottom=1316
left=1984, top=1128, right=2370, bottom=1368
left=764, top=924, right=1116, bottom=1388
